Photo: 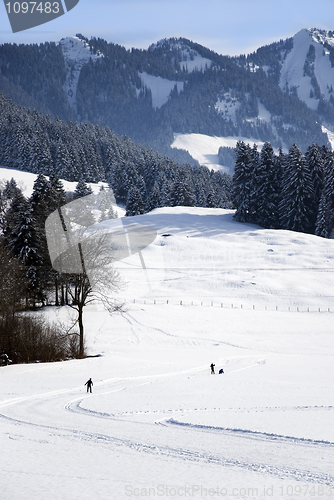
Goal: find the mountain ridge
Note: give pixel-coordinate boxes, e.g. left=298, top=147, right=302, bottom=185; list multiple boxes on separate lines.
left=0, top=28, right=333, bottom=166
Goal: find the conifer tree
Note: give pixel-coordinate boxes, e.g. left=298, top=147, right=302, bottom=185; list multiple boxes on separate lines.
left=146, top=181, right=161, bottom=212
left=9, top=205, right=45, bottom=306
left=74, top=178, right=93, bottom=199
left=248, top=143, right=259, bottom=222
left=305, top=143, right=324, bottom=231
left=255, top=142, right=278, bottom=228
left=315, top=151, right=334, bottom=237
left=126, top=186, right=145, bottom=216
left=232, top=141, right=252, bottom=222
left=280, top=143, right=315, bottom=233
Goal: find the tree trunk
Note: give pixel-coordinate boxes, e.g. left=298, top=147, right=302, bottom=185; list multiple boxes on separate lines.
left=55, top=277, right=59, bottom=306
left=78, top=306, right=84, bottom=358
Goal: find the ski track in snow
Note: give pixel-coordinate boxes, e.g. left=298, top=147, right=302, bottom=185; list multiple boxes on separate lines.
left=1, top=376, right=333, bottom=490
left=1, top=204, right=334, bottom=498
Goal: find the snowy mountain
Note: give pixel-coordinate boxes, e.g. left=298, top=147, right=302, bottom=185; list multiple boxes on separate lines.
left=1, top=29, right=334, bottom=170
left=279, top=29, right=334, bottom=111
left=60, top=36, right=102, bottom=114
left=1, top=200, right=334, bottom=498
left=246, top=28, right=334, bottom=121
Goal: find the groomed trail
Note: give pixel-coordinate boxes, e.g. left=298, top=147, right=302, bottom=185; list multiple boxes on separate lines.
left=1, top=207, right=334, bottom=499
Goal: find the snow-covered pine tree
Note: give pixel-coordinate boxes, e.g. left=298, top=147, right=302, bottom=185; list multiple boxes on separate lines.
left=49, top=174, right=67, bottom=211
left=315, top=192, right=332, bottom=237
left=206, top=188, right=217, bottom=208
left=305, top=143, right=324, bottom=232
left=146, top=181, right=161, bottom=212
left=232, top=141, right=252, bottom=222
left=160, top=177, right=173, bottom=207
left=3, top=186, right=28, bottom=248
left=305, top=143, right=324, bottom=203
left=315, top=150, right=334, bottom=237
left=126, top=186, right=145, bottom=216
left=280, top=143, right=315, bottom=233
left=269, top=147, right=284, bottom=229
left=74, top=178, right=93, bottom=199
left=255, top=142, right=278, bottom=228
left=29, top=173, right=58, bottom=296
left=54, top=139, right=71, bottom=180
left=9, top=205, right=45, bottom=306
left=171, top=171, right=196, bottom=207
left=248, top=143, right=259, bottom=222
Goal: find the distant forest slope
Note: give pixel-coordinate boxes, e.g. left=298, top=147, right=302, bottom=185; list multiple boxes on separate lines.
left=0, top=92, right=233, bottom=212
left=0, top=34, right=330, bottom=159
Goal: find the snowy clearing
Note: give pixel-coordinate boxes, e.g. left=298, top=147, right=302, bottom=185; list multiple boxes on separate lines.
left=1, top=204, right=334, bottom=499
left=0, top=166, right=107, bottom=197
left=139, top=72, right=184, bottom=109
left=171, top=133, right=266, bottom=172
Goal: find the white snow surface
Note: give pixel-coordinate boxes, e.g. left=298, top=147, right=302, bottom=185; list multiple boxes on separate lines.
left=139, top=72, right=184, bottom=109
left=59, top=36, right=102, bottom=113
left=279, top=29, right=334, bottom=111
left=322, top=125, right=334, bottom=150
left=180, top=50, right=212, bottom=73
left=1, top=200, right=334, bottom=499
left=0, top=166, right=107, bottom=197
left=171, top=133, right=266, bottom=172
left=215, top=92, right=241, bottom=123
left=149, top=39, right=212, bottom=73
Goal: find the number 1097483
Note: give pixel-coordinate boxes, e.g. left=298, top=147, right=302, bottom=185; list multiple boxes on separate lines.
left=5, top=2, right=60, bottom=14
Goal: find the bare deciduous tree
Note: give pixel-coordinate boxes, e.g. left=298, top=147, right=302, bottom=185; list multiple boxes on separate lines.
left=58, top=229, right=125, bottom=357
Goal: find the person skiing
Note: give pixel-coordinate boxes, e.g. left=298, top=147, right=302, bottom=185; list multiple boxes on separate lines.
left=85, top=378, right=93, bottom=393
left=219, top=368, right=224, bottom=374
left=210, top=363, right=215, bottom=374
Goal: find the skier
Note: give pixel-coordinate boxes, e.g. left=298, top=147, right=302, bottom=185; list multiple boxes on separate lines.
left=210, top=363, right=215, bottom=374
left=85, top=378, right=93, bottom=393
left=219, top=368, right=224, bottom=374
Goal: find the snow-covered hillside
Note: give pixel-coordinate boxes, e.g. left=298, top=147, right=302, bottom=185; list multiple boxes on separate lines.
left=0, top=166, right=106, bottom=197
left=149, top=38, right=212, bottom=73
left=171, top=133, right=266, bottom=172
left=59, top=36, right=102, bottom=113
left=139, top=72, right=184, bottom=109
left=279, top=29, right=334, bottom=111
left=1, top=202, right=334, bottom=499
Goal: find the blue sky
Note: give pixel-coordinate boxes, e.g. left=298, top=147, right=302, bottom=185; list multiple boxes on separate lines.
left=1, top=0, right=334, bottom=55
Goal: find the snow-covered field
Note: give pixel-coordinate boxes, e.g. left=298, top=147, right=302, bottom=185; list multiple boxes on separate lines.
left=0, top=166, right=108, bottom=197
left=171, top=133, right=266, bottom=172
left=1, top=202, right=334, bottom=500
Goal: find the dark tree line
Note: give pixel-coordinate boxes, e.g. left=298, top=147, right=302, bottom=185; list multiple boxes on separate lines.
left=0, top=175, right=84, bottom=363
left=0, top=92, right=233, bottom=215
left=232, top=140, right=334, bottom=237
left=0, top=171, right=116, bottom=362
